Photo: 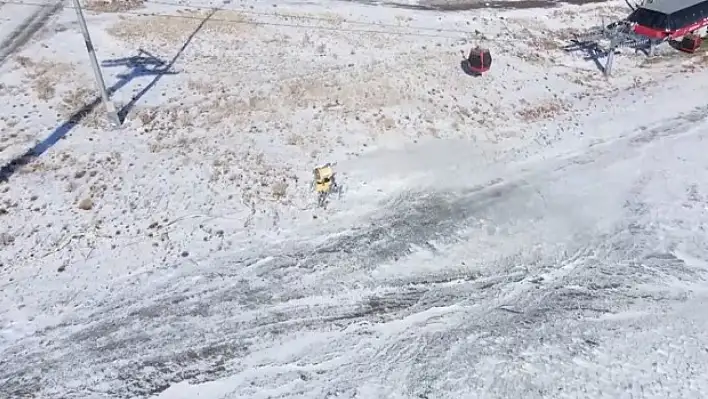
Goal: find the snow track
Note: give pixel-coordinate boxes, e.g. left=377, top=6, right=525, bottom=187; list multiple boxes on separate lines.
left=0, top=0, right=63, bottom=65
left=3, top=103, right=708, bottom=398
left=2, top=1, right=708, bottom=397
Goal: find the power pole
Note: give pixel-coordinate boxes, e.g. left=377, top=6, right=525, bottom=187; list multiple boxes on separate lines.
left=71, top=0, right=121, bottom=128
left=604, top=37, right=616, bottom=77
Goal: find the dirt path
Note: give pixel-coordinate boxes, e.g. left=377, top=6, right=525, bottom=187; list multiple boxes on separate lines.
left=0, top=1, right=63, bottom=66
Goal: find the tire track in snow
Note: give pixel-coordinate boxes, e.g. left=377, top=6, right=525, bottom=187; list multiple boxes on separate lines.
left=0, top=1, right=63, bottom=66
left=2, top=105, right=708, bottom=398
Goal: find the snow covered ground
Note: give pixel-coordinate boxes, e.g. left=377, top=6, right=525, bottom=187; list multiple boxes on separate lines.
left=1, top=0, right=708, bottom=398
left=0, top=0, right=63, bottom=64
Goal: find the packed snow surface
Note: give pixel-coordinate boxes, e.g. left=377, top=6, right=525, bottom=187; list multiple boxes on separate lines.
left=1, top=0, right=708, bottom=398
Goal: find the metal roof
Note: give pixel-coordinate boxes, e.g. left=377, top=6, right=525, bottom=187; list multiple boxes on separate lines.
left=641, top=0, right=704, bottom=14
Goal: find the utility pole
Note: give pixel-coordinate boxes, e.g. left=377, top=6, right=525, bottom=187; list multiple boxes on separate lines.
left=71, top=0, right=121, bottom=128
left=604, top=38, right=616, bottom=77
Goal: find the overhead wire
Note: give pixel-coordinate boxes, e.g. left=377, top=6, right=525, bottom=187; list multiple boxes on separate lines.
left=0, top=0, right=496, bottom=40
left=135, top=0, right=574, bottom=45
left=138, top=0, right=488, bottom=36
left=0, top=0, right=486, bottom=100
left=0, top=0, right=568, bottom=82
left=0, top=0, right=569, bottom=92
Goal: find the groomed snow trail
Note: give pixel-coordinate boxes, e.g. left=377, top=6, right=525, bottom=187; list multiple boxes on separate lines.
left=2, top=97, right=708, bottom=398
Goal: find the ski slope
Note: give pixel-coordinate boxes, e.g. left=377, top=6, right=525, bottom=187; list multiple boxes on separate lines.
left=1, top=0, right=708, bottom=398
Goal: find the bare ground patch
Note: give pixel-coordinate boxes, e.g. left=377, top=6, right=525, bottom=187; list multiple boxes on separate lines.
left=127, top=105, right=307, bottom=211
left=58, top=86, right=105, bottom=128
left=275, top=10, right=345, bottom=27
left=14, top=55, right=76, bottom=101
left=84, top=0, right=144, bottom=13
left=173, top=62, right=406, bottom=123
left=516, top=99, right=571, bottom=122
left=107, top=10, right=255, bottom=44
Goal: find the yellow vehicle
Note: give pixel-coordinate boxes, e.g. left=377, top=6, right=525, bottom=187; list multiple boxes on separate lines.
left=314, top=163, right=339, bottom=207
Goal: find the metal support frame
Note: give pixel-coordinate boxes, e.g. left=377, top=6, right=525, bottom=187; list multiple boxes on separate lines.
left=71, top=0, right=120, bottom=128
left=648, top=39, right=655, bottom=57
left=572, top=20, right=654, bottom=77
left=604, top=38, right=616, bottom=77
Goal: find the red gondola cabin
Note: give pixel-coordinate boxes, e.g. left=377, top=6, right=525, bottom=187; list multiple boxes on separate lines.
left=679, top=33, right=702, bottom=52
left=467, top=48, right=492, bottom=74
left=628, top=0, right=708, bottom=40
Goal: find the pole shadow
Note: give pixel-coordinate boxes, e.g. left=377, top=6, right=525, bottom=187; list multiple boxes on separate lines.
left=0, top=10, right=215, bottom=183
left=562, top=39, right=610, bottom=74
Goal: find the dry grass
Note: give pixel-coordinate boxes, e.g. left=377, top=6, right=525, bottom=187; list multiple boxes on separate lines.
left=684, top=51, right=708, bottom=71
left=159, top=65, right=407, bottom=128
left=129, top=110, right=303, bottom=208
left=186, top=79, right=216, bottom=96
left=107, top=9, right=254, bottom=44
left=58, top=86, right=104, bottom=128
left=695, top=50, right=708, bottom=63
left=639, top=53, right=681, bottom=69
left=560, top=70, right=606, bottom=89
left=640, top=44, right=708, bottom=72
left=528, top=35, right=562, bottom=52
left=84, top=0, right=144, bottom=13
left=276, top=68, right=402, bottom=110
left=147, top=97, right=253, bottom=127
left=286, top=134, right=305, bottom=146
left=15, top=56, right=75, bottom=101
left=497, top=26, right=560, bottom=65
left=516, top=99, right=570, bottom=122
left=276, top=10, right=344, bottom=26
left=551, top=5, right=627, bottom=24
left=60, top=86, right=94, bottom=115
left=550, top=27, right=580, bottom=42
left=133, top=106, right=199, bottom=134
